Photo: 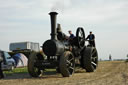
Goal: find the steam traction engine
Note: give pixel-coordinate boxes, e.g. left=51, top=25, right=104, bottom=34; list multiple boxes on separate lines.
left=28, top=12, right=98, bottom=77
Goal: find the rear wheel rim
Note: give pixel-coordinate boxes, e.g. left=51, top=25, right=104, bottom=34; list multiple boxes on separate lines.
left=91, top=48, right=98, bottom=69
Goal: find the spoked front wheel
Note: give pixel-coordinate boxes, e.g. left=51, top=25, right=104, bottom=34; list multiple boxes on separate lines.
left=28, top=52, right=43, bottom=77
left=59, top=51, right=75, bottom=77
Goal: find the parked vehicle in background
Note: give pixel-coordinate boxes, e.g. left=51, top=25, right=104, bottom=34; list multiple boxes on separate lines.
left=0, top=50, right=16, bottom=71
left=9, top=42, right=40, bottom=52
left=9, top=42, right=40, bottom=58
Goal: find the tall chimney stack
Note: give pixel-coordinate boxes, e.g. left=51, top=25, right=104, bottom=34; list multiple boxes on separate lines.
left=49, top=12, right=58, bottom=40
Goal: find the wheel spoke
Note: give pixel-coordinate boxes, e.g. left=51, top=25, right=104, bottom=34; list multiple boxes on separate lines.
left=92, top=49, right=96, bottom=55
left=91, top=62, right=97, bottom=66
left=66, top=58, right=74, bottom=67
left=69, top=66, right=74, bottom=70
left=80, top=32, right=83, bottom=37
left=92, top=56, right=97, bottom=61
left=66, top=60, right=70, bottom=65
left=69, top=58, right=74, bottom=62
left=80, top=31, right=82, bottom=36
left=60, top=51, right=75, bottom=77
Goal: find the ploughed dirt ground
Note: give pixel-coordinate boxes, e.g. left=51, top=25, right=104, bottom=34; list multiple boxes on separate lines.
left=0, top=61, right=128, bottom=85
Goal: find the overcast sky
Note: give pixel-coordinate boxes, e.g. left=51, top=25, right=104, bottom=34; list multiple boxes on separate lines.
left=0, top=0, right=128, bottom=60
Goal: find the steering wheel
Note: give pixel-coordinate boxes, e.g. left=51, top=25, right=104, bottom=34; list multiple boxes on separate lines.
left=76, top=27, right=85, bottom=48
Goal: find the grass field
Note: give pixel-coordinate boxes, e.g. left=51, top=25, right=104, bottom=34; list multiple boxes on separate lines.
left=0, top=61, right=128, bottom=85
left=4, top=67, right=28, bottom=74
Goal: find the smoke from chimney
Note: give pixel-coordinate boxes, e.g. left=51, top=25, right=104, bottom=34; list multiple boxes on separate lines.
left=51, top=0, right=71, bottom=12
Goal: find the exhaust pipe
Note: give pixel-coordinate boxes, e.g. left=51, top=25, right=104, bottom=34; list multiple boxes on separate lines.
left=49, top=12, right=58, bottom=40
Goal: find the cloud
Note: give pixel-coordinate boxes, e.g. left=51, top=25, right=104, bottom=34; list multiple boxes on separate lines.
left=60, top=0, right=128, bottom=25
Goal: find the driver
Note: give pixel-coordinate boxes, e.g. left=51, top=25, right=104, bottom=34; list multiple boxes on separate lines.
left=86, top=31, right=95, bottom=47
left=68, top=30, right=75, bottom=40
left=57, top=24, right=75, bottom=45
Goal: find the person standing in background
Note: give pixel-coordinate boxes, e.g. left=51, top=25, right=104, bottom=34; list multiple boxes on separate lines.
left=86, top=31, right=96, bottom=47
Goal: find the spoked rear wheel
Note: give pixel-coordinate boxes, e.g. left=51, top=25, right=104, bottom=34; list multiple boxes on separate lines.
left=82, top=47, right=98, bottom=72
left=28, top=52, right=43, bottom=77
left=59, top=51, right=75, bottom=77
